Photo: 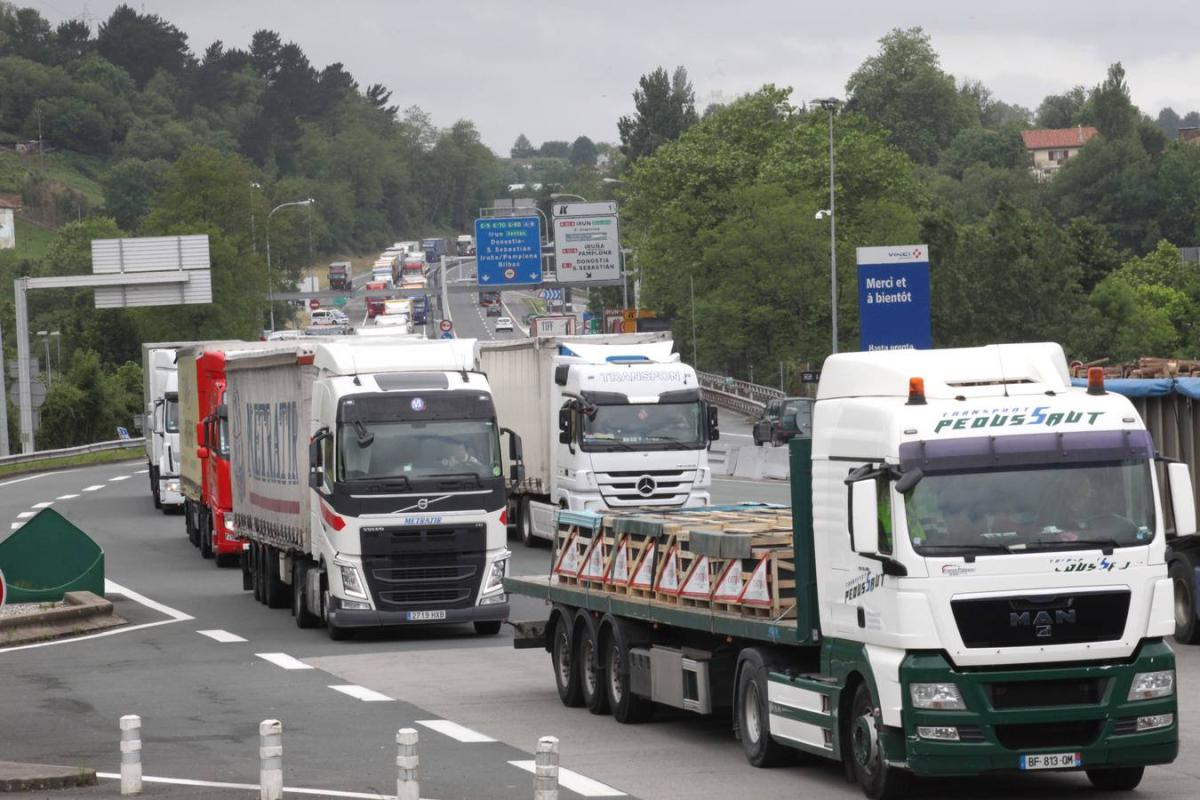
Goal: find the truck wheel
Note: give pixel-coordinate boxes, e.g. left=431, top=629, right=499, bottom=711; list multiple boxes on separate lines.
left=474, top=621, right=502, bottom=635
left=519, top=497, right=539, bottom=548
left=737, top=657, right=788, bottom=767
left=251, top=544, right=263, bottom=602
left=605, top=634, right=653, bottom=723
left=262, top=546, right=289, bottom=609
left=323, top=589, right=351, bottom=641
left=551, top=614, right=584, bottom=707
left=184, top=499, right=195, bottom=541
left=241, top=551, right=253, bottom=591
left=199, top=510, right=214, bottom=560
left=294, top=561, right=318, bottom=629
left=848, top=682, right=910, bottom=800
left=1169, top=557, right=1200, bottom=644
left=579, top=619, right=610, bottom=715
left=151, top=467, right=161, bottom=509
left=1086, top=767, right=1144, bottom=791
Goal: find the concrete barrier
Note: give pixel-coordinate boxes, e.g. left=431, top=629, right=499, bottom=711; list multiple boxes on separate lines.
left=732, top=446, right=764, bottom=480
left=762, top=445, right=791, bottom=480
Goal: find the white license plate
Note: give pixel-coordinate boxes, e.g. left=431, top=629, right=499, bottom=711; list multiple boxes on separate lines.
left=1019, top=752, right=1082, bottom=770
left=406, top=610, right=447, bottom=621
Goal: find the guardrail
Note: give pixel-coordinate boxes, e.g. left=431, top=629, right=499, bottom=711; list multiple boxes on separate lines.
left=696, top=371, right=784, bottom=406
left=701, top=386, right=767, bottom=417
left=0, top=437, right=144, bottom=467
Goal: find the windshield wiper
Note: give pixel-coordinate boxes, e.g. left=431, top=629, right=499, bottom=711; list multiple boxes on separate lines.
left=917, top=543, right=1013, bottom=560
left=342, top=474, right=411, bottom=491
left=586, top=441, right=638, bottom=451
left=1018, top=538, right=1123, bottom=555
left=352, top=419, right=374, bottom=447
left=426, top=471, right=484, bottom=487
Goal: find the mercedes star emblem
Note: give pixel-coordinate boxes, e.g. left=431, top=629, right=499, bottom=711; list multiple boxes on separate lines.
left=636, top=476, right=656, bottom=496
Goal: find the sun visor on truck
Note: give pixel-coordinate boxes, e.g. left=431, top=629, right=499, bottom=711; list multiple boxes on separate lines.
left=899, top=429, right=1154, bottom=475
left=580, top=390, right=628, bottom=406
left=658, top=388, right=701, bottom=404
left=340, top=390, right=495, bottom=422
left=375, top=372, right=450, bottom=391
left=164, top=391, right=179, bottom=402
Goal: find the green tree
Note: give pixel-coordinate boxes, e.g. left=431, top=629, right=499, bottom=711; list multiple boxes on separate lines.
left=1066, top=217, right=1126, bottom=292
left=845, top=27, right=973, bottom=165
left=1036, top=86, right=1088, bottom=128
left=938, top=126, right=1026, bottom=179
left=1088, top=63, right=1137, bottom=140
left=0, top=4, right=53, bottom=62
left=569, top=135, right=597, bottom=168
left=101, top=157, right=169, bottom=230
left=617, top=66, right=698, bottom=163
left=538, top=140, right=570, bottom=158
left=510, top=133, right=535, bottom=158
left=96, top=4, right=190, bottom=88
left=1046, top=136, right=1160, bottom=252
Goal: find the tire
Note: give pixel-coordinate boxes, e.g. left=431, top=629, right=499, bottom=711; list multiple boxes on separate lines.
left=604, top=630, right=653, bottom=723
left=578, top=617, right=609, bottom=715
left=199, top=509, right=214, bottom=560
left=151, top=467, right=162, bottom=509
left=1086, top=767, right=1144, bottom=791
left=241, top=550, right=253, bottom=591
left=474, top=620, right=502, bottom=636
left=324, top=589, right=351, bottom=641
left=251, top=544, right=263, bottom=602
left=847, top=682, right=911, bottom=800
left=294, top=560, right=318, bottom=629
left=1169, top=557, right=1200, bottom=644
left=737, top=658, right=789, bottom=767
left=550, top=614, right=584, bottom=707
left=519, top=497, right=539, bottom=548
left=262, top=546, right=289, bottom=609
left=216, top=552, right=238, bottom=568
left=184, top=499, right=196, bottom=542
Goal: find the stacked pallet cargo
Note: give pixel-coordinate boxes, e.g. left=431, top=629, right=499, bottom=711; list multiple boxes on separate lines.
left=550, top=504, right=798, bottom=620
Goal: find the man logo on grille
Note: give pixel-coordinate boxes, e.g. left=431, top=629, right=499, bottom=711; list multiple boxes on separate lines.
left=637, top=476, right=656, bottom=496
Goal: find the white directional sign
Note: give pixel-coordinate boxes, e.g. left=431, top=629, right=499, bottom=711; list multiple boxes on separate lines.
left=91, top=235, right=213, bottom=308
left=553, top=202, right=620, bottom=284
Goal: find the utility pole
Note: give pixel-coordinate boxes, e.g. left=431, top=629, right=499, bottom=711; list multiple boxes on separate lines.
left=0, top=323, right=9, bottom=456
left=813, top=98, right=841, bottom=355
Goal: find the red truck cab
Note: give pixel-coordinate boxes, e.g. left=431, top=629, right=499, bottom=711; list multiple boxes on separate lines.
left=195, top=350, right=240, bottom=566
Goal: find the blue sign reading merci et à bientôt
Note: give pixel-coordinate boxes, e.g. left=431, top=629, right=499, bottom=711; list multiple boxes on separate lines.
left=474, top=216, right=542, bottom=287
left=856, top=244, right=931, bottom=352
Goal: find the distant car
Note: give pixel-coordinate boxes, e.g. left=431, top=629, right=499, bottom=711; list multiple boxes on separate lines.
left=310, top=308, right=338, bottom=325
left=752, top=397, right=814, bottom=447
left=267, top=329, right=302, bottom=341
left=486, top=305, right=502, bottom=317
left=495, top=316, right=514, bottom=332
left=365, top=281, right=389, bottom=291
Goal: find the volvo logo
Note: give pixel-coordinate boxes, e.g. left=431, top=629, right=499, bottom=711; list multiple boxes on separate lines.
left=417, top=498, right=429, bottom=510
left=636, top=476, right=656, bottom=496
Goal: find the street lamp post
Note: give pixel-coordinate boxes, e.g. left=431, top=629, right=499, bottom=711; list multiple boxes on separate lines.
left=265, top=198, right=315, bottom=332
left=813, top=97, right=841, bottom=354
left=249, top=182, right=262, bottom=254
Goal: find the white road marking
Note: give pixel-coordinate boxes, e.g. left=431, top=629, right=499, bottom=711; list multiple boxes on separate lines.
left=95, top=773, right=398, bottom=799
left=256, top=652, right=314, bottom=670
left=197, top=629, right=247, bottom=643
left=106, top=578, right=194, bottom=621
left=10, top=523, right=22, bottom=530
left=508, top=761, right=625, bottom=797
left=329, top=684, right=394, bottom=702
left=0, top=472, right=59, bottom=488
left=56, top=494, right=79, bottom=500
left=16, top=511, right=34, bottom=518
left=32, top=501, right=53, bottom=508
left=135, top=468, right=149, bottom=474
left=108, top=475, right=130, bottom=482
left=416, top=719, right=495, bottom=743
left=83, top=485, right=104, bottom=492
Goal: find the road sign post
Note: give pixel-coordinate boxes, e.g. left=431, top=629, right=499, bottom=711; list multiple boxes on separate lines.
left=475, top=216, right=542, bottom=287
left=856, top=244, right=931, bottom=352
left=552, top=202, right=620, bottom=284
left=439, top=319, right=453, bottom=333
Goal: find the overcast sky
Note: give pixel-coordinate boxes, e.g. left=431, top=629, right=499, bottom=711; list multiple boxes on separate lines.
left=26, top=1, right=1200, bottom=153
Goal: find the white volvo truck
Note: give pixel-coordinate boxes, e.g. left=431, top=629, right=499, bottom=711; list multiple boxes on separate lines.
left=141, top=343, right=186, bottom=512
left=481, top=334, right=719, bottom=546
left=226, top=337, right=513, bottom=639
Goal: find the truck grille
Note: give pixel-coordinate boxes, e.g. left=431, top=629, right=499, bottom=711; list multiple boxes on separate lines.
left=987, top=678, right=1107, bottom=710
left=951, top=590, right=1129, bottom=648
left=360, top=523, right=486, bottom=611
left=595, top=469, right=696, bottom=507
left=994, top=720, right=1102, bottom=750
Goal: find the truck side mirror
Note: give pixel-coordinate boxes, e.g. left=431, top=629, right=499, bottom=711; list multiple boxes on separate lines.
left=849, top=480, right=880, bottom=556
left=217, top=403, right=228, bottom=420
left=558, top=408, right=572, bottom=445
left=197, top=447, right=209, bottom=460
left=502, top=428, right=523, bottom=462
left=707, top=405, right=720, bottom=441
left=308, top=438, right=323, bottom=489
left=197, top=421, right=207, bottom=448
left=1167, top=462, right=1197, bottom=537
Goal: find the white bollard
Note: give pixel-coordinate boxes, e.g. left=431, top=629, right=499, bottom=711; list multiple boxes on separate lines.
left=119, top=715, right=142, bottom=795
left=259, top=719, right=283, bottom=800
left=533, top=736, right=559, bottom=800
left=396, top=728, right=420, bottom=800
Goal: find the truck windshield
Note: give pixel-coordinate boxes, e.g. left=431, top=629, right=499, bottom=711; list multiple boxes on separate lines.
left=164, top=399, right=179, bottom=434
left=337, top=420, right=502, bottom=482
left=581, top=402, right=705, bottom=450
left=904, top=460, right=1156, bottom=556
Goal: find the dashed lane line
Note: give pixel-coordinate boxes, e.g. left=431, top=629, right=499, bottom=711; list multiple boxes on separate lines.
left=416, top=719, right=495, bottom=743
left=15, top=511, right=34, bottom=519
left=108, top=475, right=131, bottom=482
left=0, top=472, right=60, bottom=488
left=135, top=468, right=149, bottom=474
left=197, top=629, right=247, bottom=643
left=329, top=684, right=394, bottom=702
left=56, top=494, right=79, bottom=500
left=95, top=773, right=401, bottom=799
left=83, top=485, right=104, bottom=492
left=508, top=761, right=625, bottom=797
left=256, top=652, right=314, bottom=670
left=32, top=501, right=53, bottom=508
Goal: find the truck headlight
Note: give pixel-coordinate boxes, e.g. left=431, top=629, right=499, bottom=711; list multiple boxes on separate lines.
left=336, top=561, right=367, bottom=600
left=909, top=683, right=966, bottom=710
left=166, top=480, right=180, bottom=493
left=483, top=555, right=508, bottom=596
left=224, top=517, right=236, bottom=532
left=1128, top=670, right=1174, bottom=701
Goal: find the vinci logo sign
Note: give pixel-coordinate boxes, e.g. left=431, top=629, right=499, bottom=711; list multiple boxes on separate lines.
left=856, top=244, right=931, bottom=352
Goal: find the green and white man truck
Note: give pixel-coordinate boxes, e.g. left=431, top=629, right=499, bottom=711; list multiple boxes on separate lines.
left=507, top=343, right=1185, bottom=798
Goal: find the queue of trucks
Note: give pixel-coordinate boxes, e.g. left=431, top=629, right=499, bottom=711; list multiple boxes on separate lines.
left=140, top=334, right=1200, bottom=796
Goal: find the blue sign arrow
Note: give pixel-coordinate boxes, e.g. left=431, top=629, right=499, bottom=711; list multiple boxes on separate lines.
left=475, top=216, right=542, bottom=287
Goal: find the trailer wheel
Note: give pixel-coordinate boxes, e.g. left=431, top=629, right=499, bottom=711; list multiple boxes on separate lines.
left=519, top=497, right=538, bottom=548
left=1170, top=556, right=1200, bottom=644
left=241, top=549, right=252, bottom=591
left=604, top=633, right=653, bottom=723
left=1086, top=767, right=1144, bottom=791
left=848, top=682, right=911, bottom=800
left=294, top=561, right=318, bottom=629
left=262, top=546, right=289, bottom=609
left=550, top=614, right=583, bottom=707
left=184, top=499, right=196, bottom=542
left=199, top=509, right=214, bottom=560
left=151, top=467, right=161, bottom=509
left=578, top=617, right=610, bottom=715
left=736, top=655, right=788, bottom=767
left=251, top=544, right=263, bottom=602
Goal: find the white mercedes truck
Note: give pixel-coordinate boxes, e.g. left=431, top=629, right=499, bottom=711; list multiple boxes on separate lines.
left=480, top=334, right=719, bottom=546
left=226, top=337, right=513, bottom=639
left=142, top=343, right=186, bottom=512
